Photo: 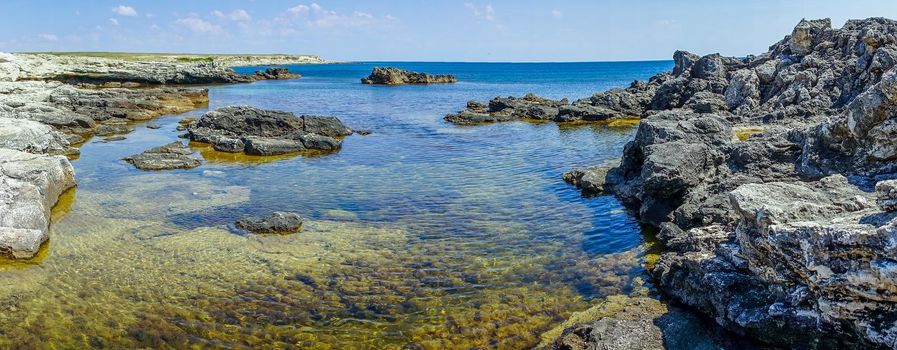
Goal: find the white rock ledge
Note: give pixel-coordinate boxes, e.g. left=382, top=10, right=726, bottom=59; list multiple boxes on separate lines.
left=0, top=148, right=75, bottom=258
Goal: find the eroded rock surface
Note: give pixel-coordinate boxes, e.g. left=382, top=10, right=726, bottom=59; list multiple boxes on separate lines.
left=187, top=106, right=352, bottom=155
left=0, top=117, right=72, bottom=156
left=537, top=295, right=724, bottom=350
left=361, top=67, right=456, bottom=85
left=445, top=92, right=641, bottom=124
left=0, top=81, right=208, bottom=142
left=3, top=52, right=267, bottom=84
left=561, top=17, right=897, bottom=349
left=0, top=149, right=75, bottom=258
left=124, top=142, right=201, bottom=171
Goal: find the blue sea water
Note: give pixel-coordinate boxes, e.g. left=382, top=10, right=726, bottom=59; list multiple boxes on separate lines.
left=6, top=61, right=678, bottom=348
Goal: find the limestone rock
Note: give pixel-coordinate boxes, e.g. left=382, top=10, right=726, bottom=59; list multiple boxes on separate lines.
left=0, top=149, right=76, bottom=258
left=0, top=117, right=70, bottom=155
left=123, top=141, right=201, bottom=170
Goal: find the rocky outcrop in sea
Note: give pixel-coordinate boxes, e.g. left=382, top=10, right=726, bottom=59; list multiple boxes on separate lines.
left=124, top=141, right=201, bottom=171
left=553, top=17, right=897, bottom=349
left=251, top=67, right=301, bottom=80
left=186, top=106, right=353, bottom=156
left=445, top=92, right=642, bottom=124
left=361, top=67, right=457, bottom=85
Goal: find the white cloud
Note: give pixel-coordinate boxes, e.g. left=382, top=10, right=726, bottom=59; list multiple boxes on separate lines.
left=38, top=33, right=58, bottom=41
left=465, top=3, right=495, bottom=22
left=214, top=9, right=252, bottom=21
left=108, top=18, right=119, bottom=26
left=287, top=4, right=310, bottom=17
left=551, top=10, right=563, bottom=18
left=176, top=17, right=222, bottom=33
left=282, top=3, right=386, bottom=28
left=112, top=5, right=137, bottom=17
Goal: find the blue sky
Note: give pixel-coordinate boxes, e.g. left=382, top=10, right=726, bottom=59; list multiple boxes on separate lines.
left=1, top=0, right=896, bottom=62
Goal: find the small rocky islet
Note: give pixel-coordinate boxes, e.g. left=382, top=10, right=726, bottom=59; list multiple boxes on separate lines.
left=361, top=67, right=457, bottom=85
left=1, top=16, right=897, bottom=350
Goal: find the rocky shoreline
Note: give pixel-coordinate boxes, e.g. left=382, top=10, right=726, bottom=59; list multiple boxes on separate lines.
left=0, top=52, right=312, bottom=258
left=543, top=17, right=897, bottom=349
left=3, top=17, right=897, bottom=349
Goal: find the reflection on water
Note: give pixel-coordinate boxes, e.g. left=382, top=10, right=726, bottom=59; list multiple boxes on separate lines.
left=0, top=61, right=671, bottom=349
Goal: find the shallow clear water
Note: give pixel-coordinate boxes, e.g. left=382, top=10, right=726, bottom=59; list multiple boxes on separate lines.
left=0, top=61, right=672, bottom=349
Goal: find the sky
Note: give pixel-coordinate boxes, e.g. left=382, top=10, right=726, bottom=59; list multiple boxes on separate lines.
left=1, top=0, right=896, bottom=62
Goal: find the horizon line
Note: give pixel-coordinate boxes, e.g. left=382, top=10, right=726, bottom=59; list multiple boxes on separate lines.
left=14, top=51, right=680, bottom=64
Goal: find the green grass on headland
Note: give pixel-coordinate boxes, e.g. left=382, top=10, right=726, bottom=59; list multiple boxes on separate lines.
left=19, top=52, right=325, bottom=64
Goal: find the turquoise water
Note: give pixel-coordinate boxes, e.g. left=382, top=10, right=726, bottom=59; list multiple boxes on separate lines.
left=1, top=61, right=673, bottom=349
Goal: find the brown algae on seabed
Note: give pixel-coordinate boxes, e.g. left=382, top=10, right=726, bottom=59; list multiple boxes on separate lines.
left=554, top=116, right=641, bottom=130
left=0, top=171, right=655, bottom=349
left=190, top=141, right=337, bottom=165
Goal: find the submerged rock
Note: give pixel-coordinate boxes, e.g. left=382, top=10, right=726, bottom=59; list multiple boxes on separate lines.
left=235, top=212, right=304, bottom=234
left=361, top=67, right=456, bottom=85
left=562, top=165, right=612, bottom=195
left=537, top=295, right=724, bottom=350
left=187, top=106, right=352, bottom=155
left=123, top=141, right=201, bottom=170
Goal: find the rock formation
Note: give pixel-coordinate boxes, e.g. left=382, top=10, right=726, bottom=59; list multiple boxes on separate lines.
left=251, top=67, right=301, bottom=80
left=555, top=17, right=897, bottom=349
left=0, top=148, right=75, bottom=259
left=361, top=67, right=456, bottom=85
left=236, top=212, right=304, bottom=234
left=186, top=106, right=352, bottom=156
left=2, top=52, right=257, bottom=84
left=0, top=81, right=209, bottom=144
left=124, top=141, right=201, bottom=171
left=445, top=91, right=645, bottom=124
left=537, top=295, right=725, bottom=350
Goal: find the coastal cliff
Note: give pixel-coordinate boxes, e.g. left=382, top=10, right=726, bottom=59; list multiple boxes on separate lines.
left=548, top=17, right=897, bottom=349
